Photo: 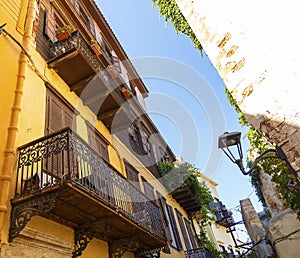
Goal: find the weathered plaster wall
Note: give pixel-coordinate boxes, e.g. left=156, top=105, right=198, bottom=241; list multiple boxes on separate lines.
left=175, top=0, right=300, bottom=172
left=240, top=199, right=274, bottom=257
left=268, top=209, right=300, bottom=258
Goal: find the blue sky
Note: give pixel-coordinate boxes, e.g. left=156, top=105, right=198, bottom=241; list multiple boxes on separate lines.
left=96, top=0, right=262, bottom=239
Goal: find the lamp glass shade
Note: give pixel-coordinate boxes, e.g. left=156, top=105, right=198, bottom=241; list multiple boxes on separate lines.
left=218, top=132, right=241, bottom=149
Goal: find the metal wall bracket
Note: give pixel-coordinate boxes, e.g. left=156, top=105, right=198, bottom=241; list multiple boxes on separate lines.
left=9, top=191, right=58, bottom=242
left=109, top=237, right=143, bottom=258
left=136, top=247, right=161, bottom=258
left=73, top=223, right=118, bottom=258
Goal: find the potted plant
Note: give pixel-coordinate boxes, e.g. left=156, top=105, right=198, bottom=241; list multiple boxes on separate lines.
left=56, top=25, right=74, bottom=41
left=90, top=39, right=102, bottom=56
left=107, top=65, right=118, bottom=80
left=121, top=87, right=132, bottom=99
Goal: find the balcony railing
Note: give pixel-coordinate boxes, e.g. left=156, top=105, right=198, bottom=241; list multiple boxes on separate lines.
left=210, top=201, right=235, bottom=228
left=13, top=128, right=165, bottom=240
left=185, top=248, right=214, bottom=258
left=47, top=31, right=134, bottom=130
left=49, top=31, right=100, bottom=72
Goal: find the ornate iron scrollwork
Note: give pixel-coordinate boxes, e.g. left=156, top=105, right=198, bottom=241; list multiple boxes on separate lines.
left=136, top=247, right=161, bottom=258
left=73, top=228, right=94, bottom=258
left=73, top=223, right=120, bottom=258
left=9, top=191, right=58, bottom=242
left=109, top=237, right=142, bottom=258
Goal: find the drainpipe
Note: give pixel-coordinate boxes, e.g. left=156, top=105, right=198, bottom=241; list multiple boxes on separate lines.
left=0, top=0, right=36, bottom=248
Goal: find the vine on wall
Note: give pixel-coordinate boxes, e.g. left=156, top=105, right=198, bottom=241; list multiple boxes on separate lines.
left=152, top=0, right=203, bottom=54
left=158, top=161, right=223, bottom=256
left=151, top=0, right=300, bottom=222
left=225, top=87, right=300, bottom=219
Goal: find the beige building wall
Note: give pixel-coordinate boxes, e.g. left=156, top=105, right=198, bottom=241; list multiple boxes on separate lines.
left=174, top=1, right=300, bottom=257
left=174, top=0, right=300, bottom=172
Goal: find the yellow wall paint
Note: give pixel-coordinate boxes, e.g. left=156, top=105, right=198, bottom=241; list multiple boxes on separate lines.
left=0, top=2, right=197, bottom=256
left=76, top=115, right=89, bottom=142
left=27, top=216, right=73, bottom=243
left=108, top=145, right=125, bottom=176
left=122, top=252, right=135, bottom=258
left=81, top=238, right=108, bottom=258
left=16, top=66, right=46, bottom=147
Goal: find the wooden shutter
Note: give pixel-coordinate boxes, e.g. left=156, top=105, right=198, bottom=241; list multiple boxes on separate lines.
left=46, top=88, right=76, bottom=134
left=176, top=210, right=191, bottom=251
left=184, top=218, right=198, bottom=249
left=36, top=8, right=51, bottom=59
left=87, top=125, right=109, bottom=161
left=45, top=11, right=55, bottom=42
left=141, top=127, right=151, bottom=154
left=125, top=162, right=140, bottom=190
left=167, top=205, right=182, bottom=250
left=112, top=55, right=121, bottom=73
left=142, top=177, right=155, bottom=201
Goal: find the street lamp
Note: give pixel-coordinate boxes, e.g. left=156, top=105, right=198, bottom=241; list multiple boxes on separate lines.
left=218, top=132, right=299, bottom=184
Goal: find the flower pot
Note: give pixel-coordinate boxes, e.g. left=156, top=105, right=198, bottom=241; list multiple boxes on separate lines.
left=91, top=43, right=102, bottom=56
left=107, top=67, right=118, bottom=80
left=121, top=87, right=132, bottom=99
left=56, top=30, right=72, bottom=41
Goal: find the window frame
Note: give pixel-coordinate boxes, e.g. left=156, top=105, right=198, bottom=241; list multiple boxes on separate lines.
left=86, top=122, right=109, bottom=162
left=175, top=209, right=192, bottom=251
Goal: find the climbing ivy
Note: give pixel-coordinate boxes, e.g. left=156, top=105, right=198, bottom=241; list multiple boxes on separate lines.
left=152, top=0, right=203, bottom=54
left=225, top=87, right=300, bottom=219
left=151, top=0, right=300, bottom=220
left=158, top=161, right=223, bottom=255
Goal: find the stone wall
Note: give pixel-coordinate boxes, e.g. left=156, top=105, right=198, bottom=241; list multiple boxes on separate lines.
left=240, top=199, right=274, bottom=257
left=174, top=0, right=300, bottom=173
left=1, top=227, right=73, bottom=258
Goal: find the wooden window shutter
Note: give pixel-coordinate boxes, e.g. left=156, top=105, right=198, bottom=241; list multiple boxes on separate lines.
left=46, top=88, right=76, bottom=134
left=176, top=210, right=191, bottom=251
left=112, top=56, right=121, bottom=73
left=100, top=142, right=109, bottom=161
left=87, top=125, right=109, bottom=161
left=125, top=162, right=140, bottom=190
left=142, top=177, right=155, bottom=201
left=47, top=94, right=63, bottom=133
left=141, top=131, right=151, bottom=154
left=184, top=218, right=198, bottom=249
left=44, top=11, right=55, bottom=42
left=167, top=205, right=183, bottom=250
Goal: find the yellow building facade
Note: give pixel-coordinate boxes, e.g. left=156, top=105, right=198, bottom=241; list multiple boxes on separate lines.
left=198, top=174, right=242, bottom=257
left=0, top=0, right=210, bottom=257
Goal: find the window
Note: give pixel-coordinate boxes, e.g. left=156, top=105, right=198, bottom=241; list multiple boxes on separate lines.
left=36, top=6, right=53, bottom=59
left=219, top=245, right=226, bottom=252
left=159, top=146, right=170, bottom=163
left=140, top=124, right=151, bottom=154
left=125, top=161, right=140, bottom=191
left=128, top=123, right=139, bottom=143
left=176, top=210, right=191, bottom=251
left=228, top=245, right=234, bottom=254
left=112, top=55, right=121, bottom=73
left=87, top=124, right=109, bottom=161
left=142, top=177, right=155, bottom=201
left=184, top=218, right=198, bottom=249
left=45, top=86, right=76, bottom=178
left=46, top=86, right=76, bottom=134
left=165, top=204, right=182, bottom=250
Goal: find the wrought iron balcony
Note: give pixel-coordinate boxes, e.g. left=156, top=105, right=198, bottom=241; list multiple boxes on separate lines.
left=185, top=248, right=214, bottom=258
left=48, top=31, right=102, bottom=88
left=210, top=201, right=235, bottom=228
left=10, top=128, right=166, bottom=257
left=47, top=32, right=131, bottom=129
